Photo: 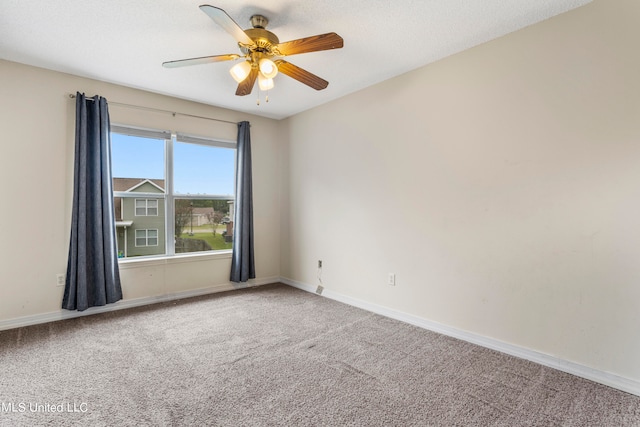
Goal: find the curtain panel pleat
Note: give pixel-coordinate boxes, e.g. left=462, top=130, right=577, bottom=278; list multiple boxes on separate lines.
left=230, top=121, right=256, bottom=282
left=63, top=92, right=123, bottom=311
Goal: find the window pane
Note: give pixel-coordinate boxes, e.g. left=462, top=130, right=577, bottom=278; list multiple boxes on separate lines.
left=174, top=199, right=233, bottom=254
left=112, top=129, right=234, bottom=259
left=174, top=142, right=234, bottom=196
left=135, top=200, right=145, bottom=216
left=112, top=134, right=165, bottom=183
left=145, top=200, right=157, bottom=216
left=112, top=132, right=167, bottom=258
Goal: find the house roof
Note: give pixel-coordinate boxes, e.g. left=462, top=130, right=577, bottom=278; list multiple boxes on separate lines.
left=113, top=178, right=165, bottom=192
left=191, top=207, right=214, bottom=216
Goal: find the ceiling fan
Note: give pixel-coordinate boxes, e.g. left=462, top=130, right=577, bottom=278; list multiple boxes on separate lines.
left=163, top=5, right=344, bottom=97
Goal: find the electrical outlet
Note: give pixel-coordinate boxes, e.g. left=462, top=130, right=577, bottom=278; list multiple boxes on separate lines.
left=388, top=273, right=396, bottom=286
left=56, top=273, right=65, bottom=287
left=318, top=260, right=322, bottom=268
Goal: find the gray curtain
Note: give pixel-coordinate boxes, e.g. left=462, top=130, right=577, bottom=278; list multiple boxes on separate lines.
left=63, top=92, right=123, bottom=311
left=230, top=121, right=256, bottom=282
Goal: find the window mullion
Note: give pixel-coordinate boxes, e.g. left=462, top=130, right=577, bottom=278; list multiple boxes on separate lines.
left=165, top=135, right=175, bottom=256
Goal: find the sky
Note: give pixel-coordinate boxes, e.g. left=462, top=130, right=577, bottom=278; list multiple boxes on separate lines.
left=111, top=133, right=235, bottom=196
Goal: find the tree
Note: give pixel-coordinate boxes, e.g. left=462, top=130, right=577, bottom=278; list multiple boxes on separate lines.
left=211, top=199, right=229, bottom=214
left=175, top=200, right=192, bottom=237
left=190, top=199, right=228, bottom=213
left=206, top=210, right=225, bottom=236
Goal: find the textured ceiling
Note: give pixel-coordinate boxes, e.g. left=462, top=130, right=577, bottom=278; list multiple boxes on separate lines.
left=0, top=0, right=592, bottom=119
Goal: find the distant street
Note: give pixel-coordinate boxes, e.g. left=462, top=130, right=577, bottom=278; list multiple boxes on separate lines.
left=185, top=225, right=226, bottom=235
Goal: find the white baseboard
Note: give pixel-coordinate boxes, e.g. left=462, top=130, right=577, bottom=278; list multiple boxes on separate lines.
left=0, top=276, right=278, bottom=332
left=280, top=277, right=640, bottom=398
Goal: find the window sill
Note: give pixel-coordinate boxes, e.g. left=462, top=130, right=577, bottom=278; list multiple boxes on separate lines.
left=118, top=250, right=232, bottom=269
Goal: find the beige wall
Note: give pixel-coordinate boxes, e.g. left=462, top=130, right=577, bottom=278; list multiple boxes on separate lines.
left=282, top=0, right=640, bottom=382
left=0, top=59, right=284, bottom=321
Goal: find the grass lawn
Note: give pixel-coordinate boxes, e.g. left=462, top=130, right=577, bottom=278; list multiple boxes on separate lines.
left=180, top=232, right=232, bottom=250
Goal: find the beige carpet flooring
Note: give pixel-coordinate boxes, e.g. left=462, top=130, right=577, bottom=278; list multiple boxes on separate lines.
left=1, top=283, right=639, bottom=426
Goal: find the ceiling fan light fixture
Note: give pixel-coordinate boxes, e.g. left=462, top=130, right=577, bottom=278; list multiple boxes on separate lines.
left=258, top=74, right=274, bottom=91
left=259, top=58, right=278, bottom=79
left=164, top=6, right=344, bottom=97
left=229, top=60, right=252, bottom=83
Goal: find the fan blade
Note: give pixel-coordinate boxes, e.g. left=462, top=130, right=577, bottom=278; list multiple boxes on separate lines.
left=236, top=68, right=258, bottom=96
left=162, top=54, right=240, bottom=68
left=276, top=32, right=343, bottom=56
left=199, top=5, right=254, bottom=46
left=274, top=60, right=329, bottom=90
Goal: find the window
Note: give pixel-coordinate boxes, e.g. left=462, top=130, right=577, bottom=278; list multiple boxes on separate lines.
left=111, top=126, right=235, bottom=259
left=135, top=199, right=158, bottom=216
left=135, top=229, right=158, bottom=247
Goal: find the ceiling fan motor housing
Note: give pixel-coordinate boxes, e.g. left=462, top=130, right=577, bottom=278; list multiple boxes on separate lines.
left=243, top=28, right=279, bottom=55
left=240, top=15, right=280, bottom=56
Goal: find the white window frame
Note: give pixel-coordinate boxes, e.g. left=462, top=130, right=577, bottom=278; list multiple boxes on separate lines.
left=111, top=125, right=236, bottom=259
left=135, top=199, right=159, bottom=216
left=135, top=229, right=159, bottom=247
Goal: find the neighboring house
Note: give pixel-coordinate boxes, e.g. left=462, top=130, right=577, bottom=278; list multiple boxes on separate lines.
left=113, top=178, right=166, bottom=258
left=190, top=207, right=215, bottom=227
left=113, top=178, right=232, bottom=257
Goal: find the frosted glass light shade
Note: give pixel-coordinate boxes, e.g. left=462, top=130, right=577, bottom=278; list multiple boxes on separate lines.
left=259, top=58, right=278, bottom=79
left=258, top=74, right=274, bottom=91
left=229, top=61, right=251, bottom=83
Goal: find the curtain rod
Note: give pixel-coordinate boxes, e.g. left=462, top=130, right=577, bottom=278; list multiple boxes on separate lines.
left=68, top=93, right=238, bottom=126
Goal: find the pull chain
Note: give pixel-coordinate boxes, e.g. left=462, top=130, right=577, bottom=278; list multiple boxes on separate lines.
left=255, top=88, right=270, bottom=105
